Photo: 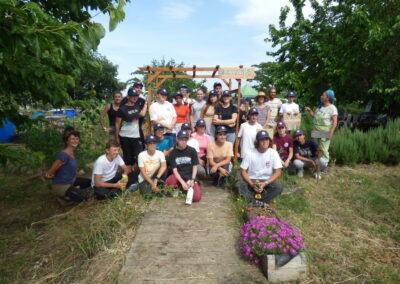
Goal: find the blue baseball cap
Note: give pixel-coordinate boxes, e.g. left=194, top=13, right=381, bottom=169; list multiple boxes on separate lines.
left=209, top=90, right=218, bottom=97
left=256, top=130, right=270, bottom=141
left=216, top=125, right=228, bottom=133
left=153, top=123, right=164, bottom=131
left=287, top=90, right=296, bottom=97
left=157, top=88, right=168, bottom=96
left=145, top=135, right=157, bottom=144
left=294, top=129, right=304, bottom=137
left=181, top=123, right=191, bottom=131
left=195, top=119, right=206, bottom=127
left=173, top=92, right=183, bottom=99
left=276, top=121, right=287, bottom=129
left=127, top=87, right=139, bottom=97
left=248, top=107, right=259, bottom=115
left=221, top=90, right=231, bottom=97
left=177, top=130, right=190, bottom=139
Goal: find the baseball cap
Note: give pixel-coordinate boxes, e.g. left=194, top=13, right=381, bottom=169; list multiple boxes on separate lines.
left=181, top=122, right=191, bottom=131
left=248, top=107, right=259, bottom=115
left=153, top=123, right=164, bottom=131
left=173, top=92, right=183, bottom=99
left=276, top=121, right=286, bottom=129
left=177, top=130, right=190, bottom=139
left=157, top=88, right=168, bottom=96
left=195, top=119, right=206, bottom=127
left=221, top=90, right=231, bottom=97
left=127, top=87, right=139, bottom=97
left=294, top=129, right=304, bottom=137
left=180, top=84, right=188, bottom=89
left=216, top=125, right=228, bottom=133
left=145, top=135, right=157, bottom=144
left=287, top=90, right=296, bottom=97
left=209, top=90, right=218, bottom=97
left=256, top=130, right=270, bottom=141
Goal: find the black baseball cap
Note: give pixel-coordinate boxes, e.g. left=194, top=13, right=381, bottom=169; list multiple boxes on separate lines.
left=177, top=130, right=190, bottom=139
left=157, top=88, right=168, bottom=96
left=287, top=90, right=296, bottom=97
left=153, top=123, right=164, bottom=131
left=256, top=130, right=270, bottom=141
left=221, top=90, right=231, bottom=97
left=181, top=123, right=191, bottom=131
left=145, top=135, right=157, bottom=144
left=248, top=107, right=259, bottom=115
left=294, top=129, right=304, bottom=137
left=127, top=87, right=139, bottom=97
left=173, top=92, right=183, bottom=99
left=195, top=119, right=206, bottom=127
left=216, top=125, right=228, bottom=133
left=209, top=90, right=218, bottom=97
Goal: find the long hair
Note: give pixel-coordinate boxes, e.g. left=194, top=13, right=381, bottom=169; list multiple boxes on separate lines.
left=204, top=94, right=219, bottom=114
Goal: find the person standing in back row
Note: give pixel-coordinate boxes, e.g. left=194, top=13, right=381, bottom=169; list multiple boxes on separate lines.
left=265, top=86, right=282, bottom=129
left=99, top=91, right=122, bottom=140
left=115, top=88, right=147, bottom=173
left=236, top=107, right=262, bottom=160
left=191, top=88, right=206, bottom=128
left=213, top=90, right=237, bottom=144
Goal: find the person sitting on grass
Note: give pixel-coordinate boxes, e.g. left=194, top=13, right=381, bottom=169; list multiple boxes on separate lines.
left=292, top=129, right=326, bottom=180
left=238, top=130, right=283, bottom=206
left=137, top=135, right=167, bottom=195
left=165, top=130, right=201, bottom=203
left=272, top=121, right=294, bottom=171
left=207, top=126, right=234, bottom=187
left=91, top=141, right=130, bottom=200
left=153, top=123, right=174, bottom=158
left=46, top=127, right=92, bottom=204
left=191, top=119, right=212, bottom=176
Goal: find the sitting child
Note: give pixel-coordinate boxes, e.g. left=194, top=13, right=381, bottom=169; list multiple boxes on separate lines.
left=154, top=123, right=174, bottom=158
left=91, top=141, right=129, bottom=199
left=272, top=121, right=294, bottom=170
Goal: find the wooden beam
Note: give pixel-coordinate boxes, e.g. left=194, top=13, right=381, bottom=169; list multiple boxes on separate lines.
left=169, top=66, right=176, bottom=78
left=212, top=65, right=220, bottom=77
left=155, top=77, right=167, bottom=89
left=147, top=70, right=162, bottom=84
left=192, top=65, right=196, bottom=78
left=222, top=79, right=230, bottom=88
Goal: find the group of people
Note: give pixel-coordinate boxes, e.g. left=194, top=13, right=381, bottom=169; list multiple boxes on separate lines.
left=46, top=81, right=338, bottom=207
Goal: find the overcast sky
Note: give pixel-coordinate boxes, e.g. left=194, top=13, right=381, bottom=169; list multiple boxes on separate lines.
left=94, top=0, right=313, bottom=90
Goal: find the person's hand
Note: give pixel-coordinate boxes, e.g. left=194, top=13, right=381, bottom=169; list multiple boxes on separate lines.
left=283, top=160, right=290, bottom=168
left=212, top=117, right=219, bottom=124
left=304, top=107, right=311, bottom=113
left=181, top=181, right=189, bottom=191
left=45, top=172, right=54, bottom=179
left=286, top=111, right=292, bottom=115
left=115, top=182, right=122, bottom=189
left=218, top=167, right=228, bottom=177
left=102, top=127, right=108, bottom=132
left=210, top=165, right=219, bottom=174
left=309, top=160, right=316, bottom=169
left=187, top=180, right=194, bottom=188
left=260, top=181, right=269, bottom=190
left=151, top=180, right=158, bottom=192
left=327, top=132, right=333, bottom=139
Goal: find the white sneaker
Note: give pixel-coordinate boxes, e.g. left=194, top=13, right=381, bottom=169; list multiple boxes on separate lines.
left=297, top=170, right=304, bottom=178
left=314, top=173, right=322, bottom=180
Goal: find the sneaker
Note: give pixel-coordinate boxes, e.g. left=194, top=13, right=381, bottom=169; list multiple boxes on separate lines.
left=314, top=173, right=322, bottom=180
left=297, top=170, right=304, bottom=178
left=127, top=183, right=139, bottom=192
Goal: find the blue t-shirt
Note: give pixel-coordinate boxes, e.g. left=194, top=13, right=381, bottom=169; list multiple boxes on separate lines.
left=52, top=151, right=77, bottom=185
left=156, top=137, right=173, bottom=152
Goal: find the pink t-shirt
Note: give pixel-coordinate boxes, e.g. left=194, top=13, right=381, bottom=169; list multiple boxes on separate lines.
left=191, top=132, right=212, bottom=158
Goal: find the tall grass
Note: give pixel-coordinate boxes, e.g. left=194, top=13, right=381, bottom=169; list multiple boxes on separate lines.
left=331, top=118, right=400, bottom=165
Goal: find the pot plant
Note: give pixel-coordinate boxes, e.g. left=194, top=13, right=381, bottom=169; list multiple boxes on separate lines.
left=240, top=216, right=305, bottom=276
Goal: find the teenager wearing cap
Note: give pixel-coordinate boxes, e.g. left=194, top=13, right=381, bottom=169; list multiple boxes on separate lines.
left=207, top=126, right=234, bottom=187
left=137, top=135, right=167, bottom=195
left=279, top=91, right=300, bottom=116
left=115, top=88, right=147, bottom=172
left=272, top=121, right=294, bottom=170
left=191, top=88, right=206, bottom=127
left=166, top=130, right=201, bottom=202
left=213, top=90, right=237, bottom=143
left=99, top=91, right=122, bottom=140
left=304, top=89, right=338, bottom=168
left=179, top=84, right=195, bottom=105
left=201, top=91, right=219, bottom=137
left=91, top=140, right=130, bottom=199
left=192, top=119, right=212, bottom=163
left=292, top=129, right=326, bottom=179
left=265, top=86, right=282, bottom=128
left=149, top=88, right=177, bottom=145
left=239, top=98, right=252, bottom=125
left=181, top=123, right=200, bottom=153
left=173, top=92, right=190, bottom=133
left=235, top=107, right=262, bottom=160
left=254, top=91, right=271, bottom=129
left=238, top=130, right=283, bottom=205
left=153, top=123, right=174, bottom=157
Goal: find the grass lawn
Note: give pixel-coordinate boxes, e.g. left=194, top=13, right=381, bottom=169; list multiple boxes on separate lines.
left=0, top=164, right=399, bottom=282
left=233, top=163, right=400, bottom=283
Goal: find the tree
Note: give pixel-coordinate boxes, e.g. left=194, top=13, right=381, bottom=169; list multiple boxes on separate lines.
left=0, top=0, right=126, bottom=126
left=256, top=0, right=400, bottom=114
left=71, top=53, right=126, bottom=101
left=132, top=58, right=205, bottom=99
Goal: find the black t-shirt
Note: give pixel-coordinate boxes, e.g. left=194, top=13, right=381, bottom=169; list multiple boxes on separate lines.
left=107, top=104, right=119, bottom=126
left=169, top=146, right=199, bottom=181
left=294, top=140, right=318, bottom=159
left=215, top=104, right=237, bottom=133
left=117, top=98, right=146, bottom=138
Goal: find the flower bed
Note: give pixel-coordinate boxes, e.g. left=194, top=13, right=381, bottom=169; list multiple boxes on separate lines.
left=240, top=216, right=304, bottom=264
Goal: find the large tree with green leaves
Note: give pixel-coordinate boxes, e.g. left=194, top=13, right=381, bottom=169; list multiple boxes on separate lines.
left=255, top=0, right=400, bottom=114
left=0, top=0, right=127, bottom=126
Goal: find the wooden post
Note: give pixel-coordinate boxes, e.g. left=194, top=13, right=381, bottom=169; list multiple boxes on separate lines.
left=234, top=78, right=242, bottom=160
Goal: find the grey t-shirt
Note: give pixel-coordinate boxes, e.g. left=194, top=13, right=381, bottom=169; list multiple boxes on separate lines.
left=191, top=100, right=206, bottom=124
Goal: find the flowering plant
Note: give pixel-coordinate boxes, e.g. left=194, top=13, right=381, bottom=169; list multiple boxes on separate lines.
left=240, top=216, right=304, bottom=263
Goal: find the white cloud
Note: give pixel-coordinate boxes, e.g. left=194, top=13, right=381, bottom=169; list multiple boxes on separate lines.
left=159, top=1, right=196, bottom=21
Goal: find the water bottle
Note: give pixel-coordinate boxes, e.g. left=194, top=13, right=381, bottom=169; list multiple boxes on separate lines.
left=185, top=187, right=194, bottom=205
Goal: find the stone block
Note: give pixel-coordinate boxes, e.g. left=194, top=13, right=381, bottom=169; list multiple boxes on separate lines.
left=263, top=252, right=307, bottom=283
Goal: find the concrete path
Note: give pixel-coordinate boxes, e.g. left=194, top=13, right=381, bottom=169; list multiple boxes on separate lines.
left=119, top=185, right=265, bottom=283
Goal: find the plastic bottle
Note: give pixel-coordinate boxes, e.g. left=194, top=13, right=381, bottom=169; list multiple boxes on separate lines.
left=185, top=187, right=194, bottom=205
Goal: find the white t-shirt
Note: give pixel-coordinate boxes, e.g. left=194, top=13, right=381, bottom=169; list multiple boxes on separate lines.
left=279, top=102, right=300, bottom=114
left=240, top=148, right=282, bottom=180
left=91, top=154, right=125, bottom=187
left=266, top=98, right=283, bottom=125
left=187, top=138, right=200, bottom=153
left=149, top=101, right=177, bottom=132
left=314, top=104, right=338, bottom=131
left=238, top=122, right=262, bottom=159
left=138, top=150, right=166, bottom=183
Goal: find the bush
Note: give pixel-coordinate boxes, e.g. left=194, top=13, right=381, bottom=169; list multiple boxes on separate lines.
left=331, top=119, right=400, bottom=165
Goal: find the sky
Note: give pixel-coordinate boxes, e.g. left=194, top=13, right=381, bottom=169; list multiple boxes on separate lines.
left=93, top=0, right=313, bottom=90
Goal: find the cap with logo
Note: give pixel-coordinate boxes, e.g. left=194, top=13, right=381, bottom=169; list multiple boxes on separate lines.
left=256, top=130, right=270, bottom=141
left=195, top=119, right=206, bottom=127
left=294, top=129, right=304, bottom=137
left=157, top=88, right=168, bottom=96
left=177, top=130, right=190, bottom=138
left=209, top=90, right=218, bottom=97
left=216, top=125, right=228, bottom=133
left=173, top=92, right=183, bottom=99
left=287, top=90, right=296, bottom=97
left=180, top=123, right=191, bottom=131
left=153, top=123, right=164, bottom=131
left=276, top=121, right=287, bottom=129
left=248, top=107, right=259, bottom=115
left=221, top=90, right=231, bottom=97
left=127, top=87, right=139, bottom=97
left=145, top=135, right=157, bottom=144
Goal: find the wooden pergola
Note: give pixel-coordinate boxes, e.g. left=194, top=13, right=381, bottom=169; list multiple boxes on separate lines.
left=138, top=65, right=256, bottom=137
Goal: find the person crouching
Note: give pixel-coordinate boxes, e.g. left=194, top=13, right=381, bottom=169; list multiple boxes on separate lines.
left=238, top=130, right=283, bottom=205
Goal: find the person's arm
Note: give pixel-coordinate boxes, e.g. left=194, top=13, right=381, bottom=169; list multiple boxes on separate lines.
left=187, top=165, right=197, bottom=188
left=139, top=166, right=158, bottom=191
left=261, top=168, right=281, bottom=189
left=172, top=168, right=189, bottom=190
left=94, top=174, right=121, bottom=189
left=241, top=168, right=257, bottom=191
left=200, top=104, right=207, bottom=119
left=295, top=153, right=316, bottom=167
left=45, top=159, right=64, bottom=178
left=100, top=103, right=111, bottom=131
left=284, top=147, right=293, bottom=167
left=115, top=117, right=122, bottom=143
left=304, top=107, right=315, bottom=117
left=264, top=109, right=272, bottom=128
left=139, top=101, right=148, bottom=117
left=156, top=161, right=167, bottom=179
left=329, top=115, right=338, bottom=138
left=121, top=164, right=130, bottom=175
